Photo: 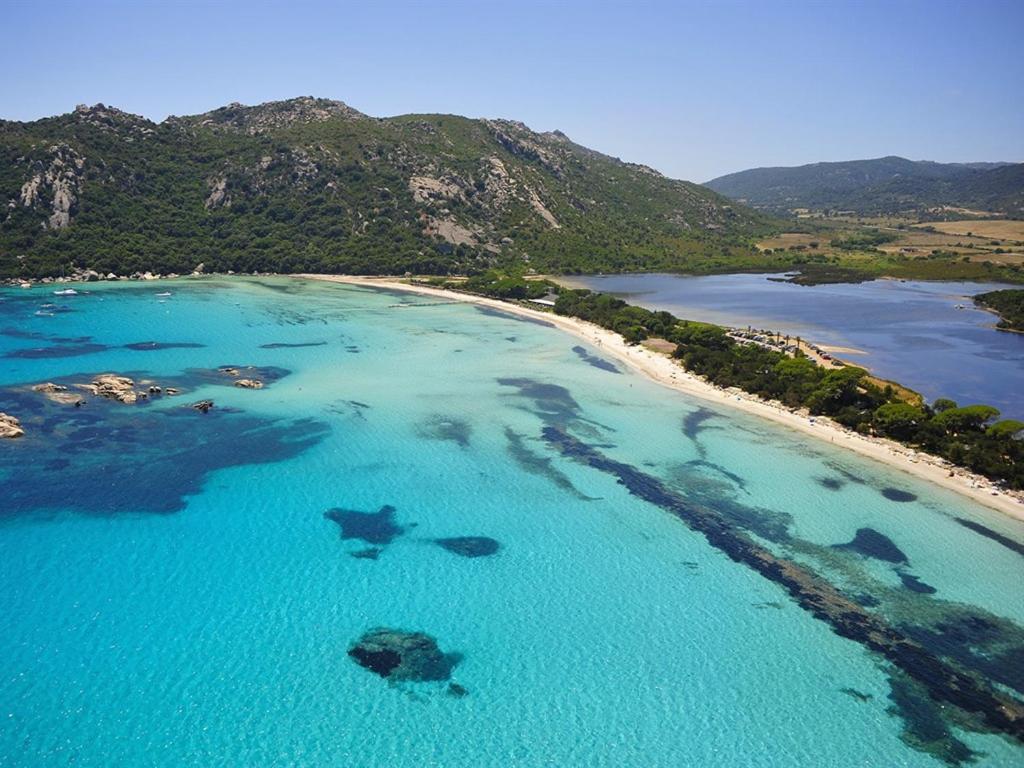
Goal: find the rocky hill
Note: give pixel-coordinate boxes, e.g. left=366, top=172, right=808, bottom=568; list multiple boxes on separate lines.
left=705, top=156, right=1024, bottom=217
left=0, top=97, right=773, bottom=279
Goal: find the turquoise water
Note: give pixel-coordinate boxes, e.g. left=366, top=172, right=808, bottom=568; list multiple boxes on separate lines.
left=1, top=277, right=1023, bottom=767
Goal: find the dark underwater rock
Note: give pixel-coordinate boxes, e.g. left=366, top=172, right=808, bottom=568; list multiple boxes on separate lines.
left=815, top=476, right=845, bottom=491
left=447, top=682, right=469, bottom=697
left=433, top=536, right=500, bottom=558
left=4, top=342, right=108, bottom=359
left=497, top=378, right=581, bottom=426
left=348, top=628, right=460, bottom=682
left=900, top=573, right=937, bottom=594
left=572, top=345, right=620, bottom=373
left=886, top=674, right=979, bottom=766
left=539, top=425, right=1024, bottom=743
left=351, top=547, right=382, bottom=560
left=259, top=341, right=328, bottom=349
left=840, top=687, right=873, bottom=702
left=834, top=528, right=908, bottom=564
left=324, top=504, right=406, bottom=545
left=475, top=305, right=554, bottom=327
left=504, top=426, right=594, bottom=500
left=881, top=487, right=917, bottom=503
left=954, top=517, right=1024, bottom=558
left=123, top=341, right=205, bottom=351
left=416, top=415, right=471, bottom=447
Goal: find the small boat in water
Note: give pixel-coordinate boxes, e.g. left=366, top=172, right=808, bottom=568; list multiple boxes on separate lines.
left=34, top=310, right=54, bottom=317
left=53, top=288, right=78, bottom=296
left=155, top=291, right=172, bottom=297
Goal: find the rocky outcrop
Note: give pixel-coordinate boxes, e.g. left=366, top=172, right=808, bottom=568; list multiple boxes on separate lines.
left=233, top=378, right=263, bottom=389
left=408, top=175, right=466, bottom=205
left=485, top=119, right=565, bottom=178
left=433, top=536, right=500, bottom=558
left=73, top=104, right=157, bottom=137
left=526, top=186, right=560, bottom=229
left=83, top=374, right=141, bottom=404
left=191, top=399, right=214, bottom=413
left=32, top=382, right=85, bottom=406
left=204, top=176, right=229, bottom=209
left=0, top=412, right=24, bottom=438
left=171, top=97, right=366, bottom=135
left=18, top=144, right=84, bottom=229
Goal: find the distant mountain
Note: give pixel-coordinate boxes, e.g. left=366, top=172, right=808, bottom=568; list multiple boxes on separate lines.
left=0, top=97, right=772, bottom=279
left=705, top=156, right=1024, bottom=216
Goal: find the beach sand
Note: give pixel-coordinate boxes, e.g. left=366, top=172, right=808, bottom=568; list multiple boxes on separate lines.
left=302, top=275, right=1024, bottom=522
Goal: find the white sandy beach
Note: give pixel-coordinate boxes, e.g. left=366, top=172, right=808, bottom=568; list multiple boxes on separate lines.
left=301, top=274, right=1024, bottom=522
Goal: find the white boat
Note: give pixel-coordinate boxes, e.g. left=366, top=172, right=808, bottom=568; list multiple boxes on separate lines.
left=53, top=288, right=78, bottom=296
left=155, top=291, right=172, bottom=297
left=34, top=310, right=54, bottom=317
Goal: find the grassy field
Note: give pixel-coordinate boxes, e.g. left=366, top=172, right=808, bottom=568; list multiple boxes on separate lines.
left=914, top=219, right=1024, bottom=240
left=755, top=213, right=1024, bottom=283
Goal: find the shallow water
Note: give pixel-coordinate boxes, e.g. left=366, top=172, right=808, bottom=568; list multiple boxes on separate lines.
left=561, top=273, right=1024, bottom=419
left=1, top=277, right=1022, bottom=767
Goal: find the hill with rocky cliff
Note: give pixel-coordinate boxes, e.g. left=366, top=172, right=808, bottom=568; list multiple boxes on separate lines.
left=0, top=97, right=773, bottom=279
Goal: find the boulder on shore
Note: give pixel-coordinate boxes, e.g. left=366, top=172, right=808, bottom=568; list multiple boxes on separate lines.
left=0, top=412, right=24, bottom=438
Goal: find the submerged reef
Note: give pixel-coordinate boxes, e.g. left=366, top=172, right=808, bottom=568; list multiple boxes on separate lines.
left=571, top=345, right=620, bottom=373
left=954, top=518, right=1024, bottom=558
left=475, top=305, right=554, bottom=328
left=259, top=341, right=328, bottom=349
left=834, top=528, right=908, bottom=564
left=415, top=415, right=472, bottom=448
left=348, top=628, right=461, bottom=683
left=815, top=476, right=845, bottom=491
left=433, top=536, right=500, bottom=558
left=0, top=380, right=328, bottom=516
left=324, top=505, right=407, bottom=546
left=881, top=487, right=918, bottom=503
left=539, top=425, right=1024, bottom=745
left=123, top=341, right=205, bottom=351
left=4, top=342, right=109, bottom=359
left=503, top=427, right=594, bottom=500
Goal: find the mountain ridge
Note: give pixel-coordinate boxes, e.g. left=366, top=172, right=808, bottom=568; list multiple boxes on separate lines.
left=705, top=156, right=1024, bottom=216
left=1, top=97, right=773, bottom=279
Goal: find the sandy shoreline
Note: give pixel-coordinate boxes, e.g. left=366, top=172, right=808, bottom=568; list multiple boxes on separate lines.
left=300, top=274, right=1024, bottom=522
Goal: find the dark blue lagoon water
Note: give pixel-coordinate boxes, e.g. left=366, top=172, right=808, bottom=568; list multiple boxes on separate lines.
left=562, top=273, right=1024, bottom=419
left=1, top=277, right=1023, bottom=766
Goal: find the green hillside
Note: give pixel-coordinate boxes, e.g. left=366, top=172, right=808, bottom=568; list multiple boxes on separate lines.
left=0, top=98, right=776, bottom=280
left=705, top=156, right=1024, bottom=216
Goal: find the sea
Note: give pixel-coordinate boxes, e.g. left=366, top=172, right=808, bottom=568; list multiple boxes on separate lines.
left=1, top=276, right=1022, bottom=767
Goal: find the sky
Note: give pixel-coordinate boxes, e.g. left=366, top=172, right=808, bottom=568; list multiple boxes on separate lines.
left=2, top=0, right=1022, bottom=181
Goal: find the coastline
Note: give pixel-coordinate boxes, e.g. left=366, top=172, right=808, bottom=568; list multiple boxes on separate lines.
left=299, top=274, right=1024, bottom=522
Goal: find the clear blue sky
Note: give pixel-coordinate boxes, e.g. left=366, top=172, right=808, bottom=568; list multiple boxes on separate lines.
left=2, top=0, right=1021, bottom=181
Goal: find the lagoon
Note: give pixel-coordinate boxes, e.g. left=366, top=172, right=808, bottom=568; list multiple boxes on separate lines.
left=561, top=273, right=1024, bottom=419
